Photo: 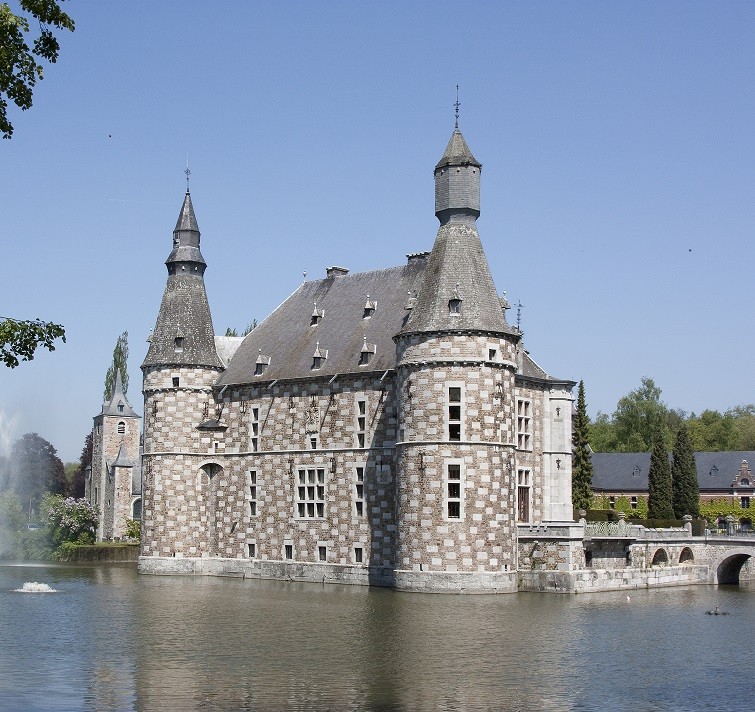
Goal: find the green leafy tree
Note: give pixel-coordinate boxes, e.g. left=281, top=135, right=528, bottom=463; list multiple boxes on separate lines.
left=5, top=432, right=66, bottom=517
left=613, top=378, right=672, bottom=452
left=728, top=404, right=755, bottom=450
left=647, top=428, right=674, bottom=520
left=572, top=380, right=594, bottom=510
left=588, top=412, right=617, bottom=452
left=671, top=423, right=699, bottom=518
left=0, top=0, right=75, bottom=139
left=0, top=317, right=65, bottom=367
left=686, top=410, right=738, bottom=452
left=70, top=430, right=92, bottom=499
left=103, top=331, right=128, bottom=400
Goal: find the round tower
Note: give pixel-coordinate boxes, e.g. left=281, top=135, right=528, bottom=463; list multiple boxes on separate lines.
left=140, top=189, right=225, bottom=562
left=393, top=126, right=520, bottom=591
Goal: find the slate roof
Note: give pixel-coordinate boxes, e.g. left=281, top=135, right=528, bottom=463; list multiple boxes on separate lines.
left=111, top=442, right=135, bottom=468
left=435, top=128, right=481, bottom=169
left=215, top=336, right=244, bottom=367
left=400, top=222, right=514, bottom=336
left=591, top=451, right=755, bottom=492
left=100, top=371, right=139, bottom=418
left=216, top=258, right=429, bottom=386
left=142, top=192, right=224, bottom=370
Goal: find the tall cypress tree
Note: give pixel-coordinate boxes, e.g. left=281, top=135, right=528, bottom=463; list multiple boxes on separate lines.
left=103, top=331, right=128, bottom=401
left=648, top=428, right=674, bottom=520
left=672, top=423, right=699, bottom=518
left=572, top=380, right=594, bottom=511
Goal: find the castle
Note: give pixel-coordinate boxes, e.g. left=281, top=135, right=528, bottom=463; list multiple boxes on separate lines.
left=136, top=124, right=582, bottom=593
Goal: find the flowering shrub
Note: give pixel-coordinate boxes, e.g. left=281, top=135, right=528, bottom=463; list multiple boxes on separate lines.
left=46, top=496, right=99, bottom=545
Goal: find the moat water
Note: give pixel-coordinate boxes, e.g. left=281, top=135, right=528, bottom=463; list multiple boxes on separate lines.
left=0, top=563, right=752, bottom=711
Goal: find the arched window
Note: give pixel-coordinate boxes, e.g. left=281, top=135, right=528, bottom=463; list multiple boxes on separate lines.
left=132, top=498, right=142, bottom=520
left=118, top=421, right=125, bottom=434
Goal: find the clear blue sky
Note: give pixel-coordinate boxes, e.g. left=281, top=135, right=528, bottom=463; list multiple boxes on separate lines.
left=1, top=0, right=753, bottom=463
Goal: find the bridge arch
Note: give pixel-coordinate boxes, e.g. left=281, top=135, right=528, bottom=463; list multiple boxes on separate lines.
left=651, top=548, right=669, bottom=566
left=716, top=552, right=752, bottom=585
left=679, top=547, right=694, bottom=564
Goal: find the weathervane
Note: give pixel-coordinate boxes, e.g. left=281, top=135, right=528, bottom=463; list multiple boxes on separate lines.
left=516, top=300, right=524, bottom=333
left=184, top=160, right=191, bottom=193
left=454, top=84, right=460, bottom=129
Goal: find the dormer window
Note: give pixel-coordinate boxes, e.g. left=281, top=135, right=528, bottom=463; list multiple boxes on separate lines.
left=359, top=338, right=376, bottom=366
left=363, top=295, right=377, bottom=318
left=448, top=299, right=462, bottom=315
left=174, top=336, right=184, bottom=351
left=310, top=303, right=324, bottom=326
left=117, top=403, right=124, bottom=413
left=311, top=343, right=327, bottom=370
left=254, top=351, right=271, bottom=376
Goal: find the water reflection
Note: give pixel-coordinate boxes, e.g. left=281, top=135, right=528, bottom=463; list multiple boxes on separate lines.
left=1, top=563, right=752, bottom=711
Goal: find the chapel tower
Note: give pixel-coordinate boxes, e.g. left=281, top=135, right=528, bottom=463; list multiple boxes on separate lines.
left=141, top=189, right=225, bottom=558
left=89, top=370, right=141, bottom=541
left=393, top=126, right=521, bottom=588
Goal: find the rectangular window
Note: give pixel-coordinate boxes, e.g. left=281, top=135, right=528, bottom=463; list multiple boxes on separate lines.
left=354, top=547, right=364, bottom=564
left=250, top=407, right=259, bottom=452
left=248, top=542, right=256, bottom=558
left=609, top=496, right=616, bottom=510
left=488, top=348, right=497, bottom=361
left=446, top=462, right=463, bottom=519
left=284, top=544, right=293, bottom=560
left=318, top=545, right=327, bottom=562
left=297, top=468, right=326, bottom=518
left=742, top=496, right=750, bottom=509
left=448, top=386, right=462, bottom=441
left=516, top=399, right=532, bottom=451
left=356, top=398, right=367, bottom=448
left=355, top=466, right=365, bottom=517
left=248, top=470, right=258, bottom=517
left=630, top=496, right=638, bottom=510
left=517, top=469, right=531, bottom=523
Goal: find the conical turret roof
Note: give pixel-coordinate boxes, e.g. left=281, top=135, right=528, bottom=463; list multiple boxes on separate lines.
left=101, top=370, right=139, bottom=418
left=174, top=191, right=200, bottom=233
left=142, top=191, right=223, bottom=369
left=435, top=128, right=481, bottom=170
left=399, top=222, right=511, bottom=335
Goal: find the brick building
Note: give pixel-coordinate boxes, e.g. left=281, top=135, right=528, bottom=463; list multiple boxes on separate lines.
left=138, top=124, right=578, bottom=592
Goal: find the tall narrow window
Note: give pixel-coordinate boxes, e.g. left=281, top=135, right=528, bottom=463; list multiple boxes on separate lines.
left=517, top=469, right=531, bottom=523
left=117, top=421, right=125, bottom=434
left=354, top=546, right=364, bottom=564
left=354, top=466, right=365, bottom=517
left=356, top=399, right=367, bottom=448
left=297, top=468, right=326, bottom=518
left=284, top=544, right=293, bottom=560
left=448, top=386, right=462, bottom=441
left=248, top=542, right=256, bottom=558
left=516, top=399, right=532, bottom=450
left=446, top=462, right=463, bottom=519
left=318, top=545, right=327, bottom=562
left=250, top=407, right=259, bottom=452
left=248, top=470, right=258, bottom=516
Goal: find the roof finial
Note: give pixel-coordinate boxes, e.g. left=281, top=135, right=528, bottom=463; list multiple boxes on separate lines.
left=516, top=300, right=524, bottom=333
left=454, top=84, right=460, bottom=129
left=184, top=158, right=191, bottom=194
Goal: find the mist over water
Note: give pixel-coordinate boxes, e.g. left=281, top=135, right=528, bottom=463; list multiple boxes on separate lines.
left=0, top=408, right=19, bottom=457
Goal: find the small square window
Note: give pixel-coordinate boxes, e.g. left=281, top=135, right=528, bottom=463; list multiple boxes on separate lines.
left=172, top=377, right=179, bottom=387
left=448, top=298, right=461, bottom=315
left=488, top=348, right=496, bottom=361
left=174, top=337, right=184, bottom=351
